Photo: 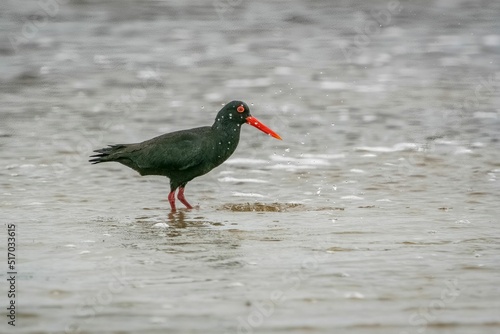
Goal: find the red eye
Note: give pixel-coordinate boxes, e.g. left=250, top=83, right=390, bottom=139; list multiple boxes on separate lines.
left=237, top=105, right=245, bottom=113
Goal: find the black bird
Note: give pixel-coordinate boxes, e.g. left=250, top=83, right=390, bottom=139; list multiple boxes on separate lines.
left=89, top=101, right=282, bottom=212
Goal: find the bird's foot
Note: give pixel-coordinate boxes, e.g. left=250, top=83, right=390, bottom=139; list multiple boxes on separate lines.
left=177, top=187, right=193, bottom=209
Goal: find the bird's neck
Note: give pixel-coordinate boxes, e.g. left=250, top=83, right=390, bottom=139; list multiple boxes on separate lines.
left=210, top=121, right=242, bottom=164
left=211, top=120, right=243, bottom=139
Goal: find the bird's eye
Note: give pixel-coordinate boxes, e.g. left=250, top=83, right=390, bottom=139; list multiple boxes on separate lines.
left=237, top=105, right=245, bottom=113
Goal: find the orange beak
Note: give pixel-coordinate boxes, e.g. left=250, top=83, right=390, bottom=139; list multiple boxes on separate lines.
left=245, top=116, right=282, bottom=140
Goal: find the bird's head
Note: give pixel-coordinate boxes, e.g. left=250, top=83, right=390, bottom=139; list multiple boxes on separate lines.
left=215, top=100, right=282, bottom=140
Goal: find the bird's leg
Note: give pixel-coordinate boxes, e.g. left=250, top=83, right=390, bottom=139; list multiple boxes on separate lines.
left=177, top=187, right=193, bottom=209
left=168, top=190, right=177, bottom=212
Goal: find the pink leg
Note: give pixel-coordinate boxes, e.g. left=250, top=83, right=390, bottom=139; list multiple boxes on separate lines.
left=168, top=190, right=176, bottom=212
left=177, top=187, right=193, bottom=209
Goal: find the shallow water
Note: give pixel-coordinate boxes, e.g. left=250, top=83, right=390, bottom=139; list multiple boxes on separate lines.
left=1, top=0, right=500, bottom=333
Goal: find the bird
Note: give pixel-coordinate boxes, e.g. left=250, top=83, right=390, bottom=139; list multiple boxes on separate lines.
left=89, top=101, right=282, bottom=212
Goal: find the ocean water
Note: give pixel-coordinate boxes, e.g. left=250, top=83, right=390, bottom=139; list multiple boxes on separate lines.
left=1, top=0, right=499, bottom=333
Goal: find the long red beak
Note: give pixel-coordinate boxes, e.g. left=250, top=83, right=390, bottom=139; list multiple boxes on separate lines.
left=246, top=116, right=282, bottom=140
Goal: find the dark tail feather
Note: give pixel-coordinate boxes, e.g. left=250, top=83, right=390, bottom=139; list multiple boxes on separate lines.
left=89, top=144, right=126, bottom=164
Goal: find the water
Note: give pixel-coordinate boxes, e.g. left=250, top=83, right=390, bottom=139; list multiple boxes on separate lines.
left=1, top=0, right=500, bottom=333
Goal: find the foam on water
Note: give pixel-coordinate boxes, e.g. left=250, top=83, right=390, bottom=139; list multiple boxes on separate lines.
left=218, top=176, right=269, bottom=183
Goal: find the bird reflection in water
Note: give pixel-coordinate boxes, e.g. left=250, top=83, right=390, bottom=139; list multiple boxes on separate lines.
left=167, top=210, right=187, bottom=228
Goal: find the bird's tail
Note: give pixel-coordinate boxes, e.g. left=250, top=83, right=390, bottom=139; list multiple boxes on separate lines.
left=89, top=144, right=127, bottom=164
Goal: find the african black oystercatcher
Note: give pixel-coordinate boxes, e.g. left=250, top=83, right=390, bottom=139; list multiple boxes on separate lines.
left=89, top=101, right=282, bottom=212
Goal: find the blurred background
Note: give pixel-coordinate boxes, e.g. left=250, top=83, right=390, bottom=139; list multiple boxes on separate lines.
left=1, top=0, right=499, bottom=333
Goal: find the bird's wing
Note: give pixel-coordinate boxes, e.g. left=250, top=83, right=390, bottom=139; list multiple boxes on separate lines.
left=125, top=127, right=211, bottom=172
